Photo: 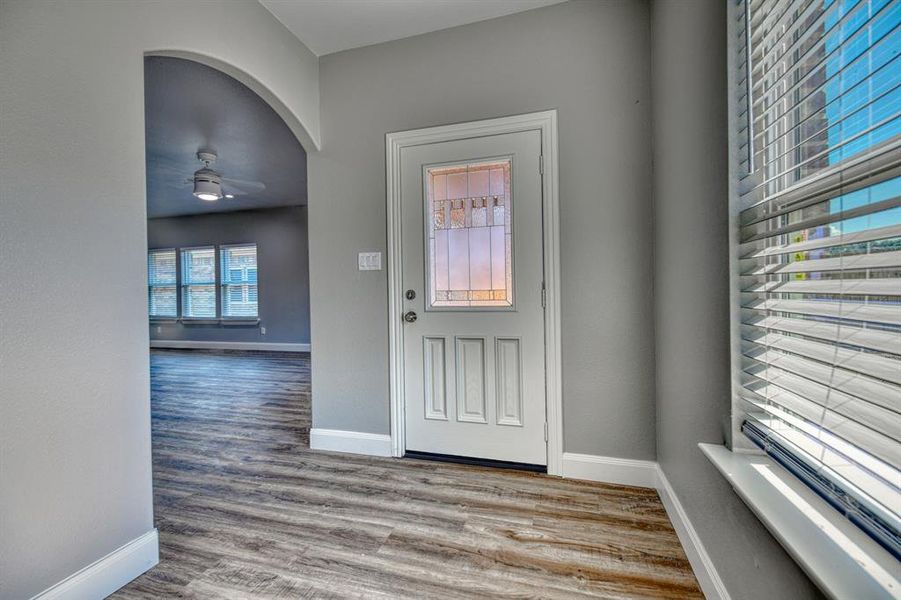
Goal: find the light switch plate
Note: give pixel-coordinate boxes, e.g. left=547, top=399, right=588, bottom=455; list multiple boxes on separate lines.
left=358, top=251, right=382, bottom=271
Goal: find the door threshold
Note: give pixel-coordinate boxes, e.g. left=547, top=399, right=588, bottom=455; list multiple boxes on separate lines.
left=404, top=451, right=547, bottom=473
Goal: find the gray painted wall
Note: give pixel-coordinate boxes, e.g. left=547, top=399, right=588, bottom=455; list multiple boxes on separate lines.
left=650, top=1, right=821, bottom=597
left=148, top=207, right=311, bottom=345
left=309, top=0, right=656, bottom=458
left=0, top=1, right=318, bottom=597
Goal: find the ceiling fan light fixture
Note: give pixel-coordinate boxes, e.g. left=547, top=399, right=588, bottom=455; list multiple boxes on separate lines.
left=193, top=177, right=222, bottom=201
left=185, top=151, right=262, bottom=203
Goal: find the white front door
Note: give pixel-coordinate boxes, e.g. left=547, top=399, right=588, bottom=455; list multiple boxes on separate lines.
left=400, top=129, right=546, bottom=466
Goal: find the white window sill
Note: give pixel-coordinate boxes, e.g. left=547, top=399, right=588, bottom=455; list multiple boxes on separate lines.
left=220, top=318, right=260, bottom=326
left=700, top=443, right=899, bottom=599
left=149, top=318, right=260, bottom=326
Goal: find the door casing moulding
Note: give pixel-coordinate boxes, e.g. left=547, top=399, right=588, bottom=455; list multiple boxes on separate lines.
left=385, top=110, right=562, bottom=474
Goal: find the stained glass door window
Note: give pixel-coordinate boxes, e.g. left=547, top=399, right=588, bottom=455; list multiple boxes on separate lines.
left=426, top=159, right=513, bottom=308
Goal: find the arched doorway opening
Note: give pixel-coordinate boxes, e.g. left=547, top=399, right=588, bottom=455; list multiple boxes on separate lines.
left=138, top=54, right=315, bottom=594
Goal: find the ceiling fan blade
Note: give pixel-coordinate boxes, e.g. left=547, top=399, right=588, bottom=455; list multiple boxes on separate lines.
left=220, top=183, right=247, bottom=197
left=221, top=177, right=266, bottom=194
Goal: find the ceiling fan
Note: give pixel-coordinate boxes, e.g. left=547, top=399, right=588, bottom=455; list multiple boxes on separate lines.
left=185, top=151, right=265, bottom=201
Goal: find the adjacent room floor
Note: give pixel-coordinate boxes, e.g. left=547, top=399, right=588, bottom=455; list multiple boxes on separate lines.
left=113, top=349, right=701, bottom=599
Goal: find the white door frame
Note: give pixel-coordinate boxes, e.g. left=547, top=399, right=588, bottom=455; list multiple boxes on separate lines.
left=385, top=110, right=562, bottom=475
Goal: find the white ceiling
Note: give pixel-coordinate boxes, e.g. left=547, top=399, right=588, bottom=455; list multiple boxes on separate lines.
left=259, top=0, right=567, bottom=56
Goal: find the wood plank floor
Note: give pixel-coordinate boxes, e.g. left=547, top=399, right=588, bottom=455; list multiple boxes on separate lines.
left=113, top=349, right=701, bottom=599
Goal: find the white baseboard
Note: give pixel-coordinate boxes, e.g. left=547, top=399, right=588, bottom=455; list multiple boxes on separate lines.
left=561, top=452, right=658, bottom=488
left=150, top=340, right=310, bottom=352
left=31, top=529, right=159, bottom=600
left=310, top=428, right=393, bottom=457
left=559, top=452, right=727, bottom=599
left=655, top=467, right=731, bottom=600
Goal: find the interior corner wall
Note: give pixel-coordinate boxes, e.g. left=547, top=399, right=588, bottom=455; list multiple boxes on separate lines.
left=308, top=0, right=656, bottom=457
left=148, top=207, right=311, bottom=345
left=649, top=0, right=822, bottom=597
left=0, top=1, right=318, bottom=597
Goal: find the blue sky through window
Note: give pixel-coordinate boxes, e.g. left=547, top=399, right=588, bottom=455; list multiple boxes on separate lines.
left=827, top=177, right=901, bottom=233
left=820, top=0, right=901, bottom=232
left=824, top=0, right=901, bottom=165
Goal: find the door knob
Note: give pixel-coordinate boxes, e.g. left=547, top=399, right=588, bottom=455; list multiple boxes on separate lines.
left=403, top=311, right=418, bottom=323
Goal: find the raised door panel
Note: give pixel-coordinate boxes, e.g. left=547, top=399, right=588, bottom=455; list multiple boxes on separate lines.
left=455, top=337, right=487, bottom=424
left=495, top=337, right=523, bottom=426
left=423, top=337, right=448, bottom=420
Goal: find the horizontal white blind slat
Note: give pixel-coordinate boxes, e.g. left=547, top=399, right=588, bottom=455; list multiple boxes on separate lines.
left=743, top=332, right=901, bottom=383
left=739, top=142, right=901, bottom=211
left=740, top=201, right=901, bottom=244
left=743, top=249, right=901, bottom=274
left=744, top=316, right=901, bottom=355
left=742, top=298, right=901, bottom=325
left=740, top=387, right=901, bottom=466
left=743, top=346, right=901, bottom=407
left=742, top=223, right=901, bottom=257
left=742, top=366, right=901, bottom=439
left=742, top=277, right=901, bottom=295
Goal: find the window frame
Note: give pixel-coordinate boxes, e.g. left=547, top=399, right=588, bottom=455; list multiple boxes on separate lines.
left=722, top=0, right=901, bottom=587
left=147, top=247, right=178, bottom=320
left=179, top=245, right=219, bottom=321
left=147, top=243, right=261, bottom=322
left=219, top=242, right=259, bottom=320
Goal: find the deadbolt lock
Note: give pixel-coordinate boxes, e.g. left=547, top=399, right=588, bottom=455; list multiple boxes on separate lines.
left=405, top=289, right=416, bottom=300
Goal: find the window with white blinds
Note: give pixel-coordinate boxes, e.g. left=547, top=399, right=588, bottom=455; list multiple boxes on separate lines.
left=148, top=249, right=177, bottom=317
left=181, top=247, right=217, bottom=318
left=220, top=244, right=258, bottom=318
left=734, top=0, right=900, bottom=558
